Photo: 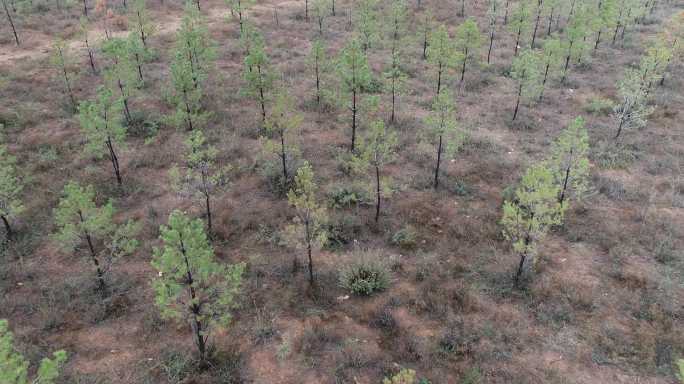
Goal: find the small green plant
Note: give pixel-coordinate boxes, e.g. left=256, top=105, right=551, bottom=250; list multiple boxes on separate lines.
left=339, top=251, right=390, bottom=295
left=383, top=368, right=417, bottom=384
left=391, top=226, right=417, bottom=249
left=584, top=96, right=615, bottom=115
left=0, top=319, right=67, bottom=384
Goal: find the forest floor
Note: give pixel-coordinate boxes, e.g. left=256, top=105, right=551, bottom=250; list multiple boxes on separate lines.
left=0, top=0, right=683, bottom=383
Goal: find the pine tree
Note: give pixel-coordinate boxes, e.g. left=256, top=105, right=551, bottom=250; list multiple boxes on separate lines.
left=243, top=28, right=275, bottom=126
left=151, top=210, right=245, bottom=362
left=130, top=0, right=155, bottom=49
left=313, top=0, right=329, bottom=34
left=660, top=11, right=684, bottom=85
left=0, top=320, right=67, bottom=384
left=284, top=162, right=327, bottom=284
left=384, top=0, right=408, bottom=123
left=227, top=0, right=255, bottom=33
left=612, top=67, right=654, bottom=140
left=51, top=39, right=77, bottom=110
left=638, top=39, right=672, bottom=93
left=356, top=0, right=379, bottom=51
left=419, top=10, right=435, bottom=60
left=80, top=17, right=98, bottom=75
left=544, top=0, right=560, bottom=36
left=2, top=0, right=19, bottom=46
left=509, top=0, right=532, bottom=56
left=102, top=37, right=139, bottom=125
left=547, top=116, right=590, bottom=205
left=486, top=0, right=499, bottom=64
left=260, top=90, right=302, bottom=189
left=426, top=24, right=455, bottom=96
left=54, top=182, right=140, bottom=291
left=538, top=35, right=563, bottom=101
left=170, top=129, right=228, bottom=233
left=337, top=38, right=372, bottom=152
left=78, top=86, right=127, bottom=185
left=307, top=39, right=329, bottom=106
left=168, top=4, right=215, bottom=131
left=561, top=5, right=592, bottom=83
left=454, top=18, right=482, bottom=86
left=423, top=91, right=466, bottom=189
left=511, top=49, right=542, bottom=121
left=127, top=32, right=148, bottom=84
left=501, top=163, right=565, bottom=284
left=530, top=0, right=545, bottom=48
left=354, top=120, right=398, bottom=223
left=0, top=136, right=23, bottom=240
left=594, top=0, right=619, bottom=50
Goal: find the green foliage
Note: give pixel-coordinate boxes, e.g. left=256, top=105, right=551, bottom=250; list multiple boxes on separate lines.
left=383, top=368, right=417, bottom=384
left=242, top=26, right=275, bottom=124
left=424, top=90, right=466, bottom=159
left=540, top=36, right=563, bottom=83
left=511, top=49, right=543, bottom=102
left=307, top=39, right=331, bottom=105
left=508, top=0, right=533, bottom=52
left=259, top=89, right=302, bottom=187
left=676, top=358, right=684, bottom=384
left=151, top=210, right=245, bottom=358
left=355, top=0, right=379, bottom=51
left=638, top=38, right=672, bottom=87
left=339, top=251, right=390, bottom=295
left=167, top=3, right=215, bottom=130
left=454, top=18, right=482, bottom=82
left=102, top=36, right=140, bottom=121
left=426, top=24, right=455, bottom=94
left=391, top=225, right=417, bottom=249
left=585, top=95, right=615, bottom=115
left=169, top=129, right=228, bottom=231
left=612, top=67, right=654, bottom=140
left=284, top=162, right=328, bottom=281
left=501, top=163, right=565, bottom=278
left=548, top=116, right=590, bottom=204
left=50, top=38, right=76, bottom=108
left=54, top=182, right=140, bottom=285
left=0, top=136, right=23, bottom=235
left=79, top=87, right=126, bottom=158
left=312, top=0, right=329, bottom=34
left=130, top=0, right=156, bottom=48
left=227, top=0, right=255, bottom=32
left=338, top=38, right=372, bottom=99
left=0, top=319, right=67, bottom=384
left=563, top=4, right=593, bottom=68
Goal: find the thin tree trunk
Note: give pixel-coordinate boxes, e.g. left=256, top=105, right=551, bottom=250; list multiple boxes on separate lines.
left=561, top=41, right=573, bottom=84
left=513, top=82, right=522, bottom=121
left=531, top=0, right=542, bottom=48
left=204, top=191, right=212, bottom=232
left=85, top=35, right=97, bottom=75
left=183, top=88, right=194, bottom=131
left=106, top=137, right=122, bottom=185
left=331, top=0, right=334, bottom=15
left=135, top=53, right=144, bottom=83
left=390, top=76, right=396, bottom=123
left=436, top=62, right=442, bottom=95
left=374, top=165, right=381, bottom=223
left=1, top=215, right=12, bottom=240
left=558, top=163, right=571, bottom=205
left=460, top=47, right=468, bottom=84
left=315, top=56, right=321, bottom=105
left=515, top=253, right=526, bottom=284
left=61, top=57, right=77, bottom=108
left=257, top=65, right=266, bottom=125
left=280, top=130, right=288, bottom=183
left=3, top=0, right=19, bottom=45
left=305, top=0, right=308, bottom=21
left=546, top=8, right=554, bottom=35
left=422, top=27, right=429, bottom=60
left=350, top=88, right=357, bottom=151
left=594, top=29, right=602, bottom=50
left=179, top=237, right=207, bottom=362
left=614, top=113, right=625, bottom=140
left=487, top=29, right=495, bottom=64
left=80, top=212, right=106, bottom=292
left=82, top=0, right=87, bottom=16
left=503, top=0, right=509, bottom=24
left=539, top=62, right=550, bottom=101
left=305, top=219, right=313, bottom=284
left=434, top=134, right=442, bottom=188
left=514, top=26, right=522, bottom=56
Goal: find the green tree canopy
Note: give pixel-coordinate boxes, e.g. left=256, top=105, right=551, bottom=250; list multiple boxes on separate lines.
left=151, top=210, right=245, bottom=362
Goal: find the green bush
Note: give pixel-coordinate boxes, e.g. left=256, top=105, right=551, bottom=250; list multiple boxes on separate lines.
left=391, top=226, right=418, bottom=249
left=584, top=96, right=615, bottom=115
left=339, top=252, right=390, bottom=296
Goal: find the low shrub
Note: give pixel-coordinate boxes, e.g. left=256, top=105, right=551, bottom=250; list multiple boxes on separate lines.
left=339, top=251, right=390, bottom=296
left=391, top=225, right=418, bottom=249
